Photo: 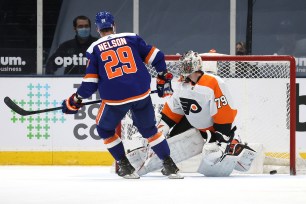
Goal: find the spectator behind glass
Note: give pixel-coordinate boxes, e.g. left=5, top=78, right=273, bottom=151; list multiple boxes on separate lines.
left=236, top=41, right=247, bottom=55
left=45, top=15, right=98, bottom=75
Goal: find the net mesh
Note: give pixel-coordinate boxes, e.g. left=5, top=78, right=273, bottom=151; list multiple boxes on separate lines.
left=120, top=55, right=305, bottom=174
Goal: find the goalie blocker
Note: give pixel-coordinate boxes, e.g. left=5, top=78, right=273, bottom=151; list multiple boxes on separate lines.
left=126, top=128, right=257, bottom=176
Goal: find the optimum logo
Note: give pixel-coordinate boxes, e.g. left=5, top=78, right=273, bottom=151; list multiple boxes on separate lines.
left=9, top=83, right=66, bottom=140
left=0, top=56, right=26, bottom=65
left=54, top=53, right=87, bottom=67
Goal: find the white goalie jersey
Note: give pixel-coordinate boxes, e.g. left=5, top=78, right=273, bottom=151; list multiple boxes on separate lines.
left=161, top=73, right=237, bottom=133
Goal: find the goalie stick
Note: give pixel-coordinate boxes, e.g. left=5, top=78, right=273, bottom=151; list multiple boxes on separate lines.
left=4, top=90, right=160, bottom=116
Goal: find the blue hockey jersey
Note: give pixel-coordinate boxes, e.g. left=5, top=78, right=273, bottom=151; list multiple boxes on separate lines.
left=76, top=33, right=167, bottom=105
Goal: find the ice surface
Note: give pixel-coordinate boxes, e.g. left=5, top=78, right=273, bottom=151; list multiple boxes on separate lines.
left=0, top=166, right=306, bottom=204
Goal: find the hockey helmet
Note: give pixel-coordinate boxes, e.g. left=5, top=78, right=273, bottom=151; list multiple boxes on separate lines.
left=179, top=50, right=203, bottom=78
left=95, top=11, right=115, bottom=30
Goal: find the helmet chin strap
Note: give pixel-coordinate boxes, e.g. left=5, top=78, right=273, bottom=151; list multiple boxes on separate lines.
left=185, top=72, right=203, bottom=85
left=185, top=77, right=198, bottom=86
left=184, top=77, right=191, bottom=83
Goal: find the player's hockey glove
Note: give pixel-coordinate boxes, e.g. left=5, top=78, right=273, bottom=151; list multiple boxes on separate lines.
left=62, top=93, right=83, bottom=114
left=156, top=71, right=173, bottom=98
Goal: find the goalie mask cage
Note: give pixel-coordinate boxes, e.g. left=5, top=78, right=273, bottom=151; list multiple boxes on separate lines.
left=118, top=55, right=303, bottom=175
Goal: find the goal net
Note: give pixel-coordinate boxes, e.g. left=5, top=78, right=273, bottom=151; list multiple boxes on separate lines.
left=119, top=55, right=305, bottom=175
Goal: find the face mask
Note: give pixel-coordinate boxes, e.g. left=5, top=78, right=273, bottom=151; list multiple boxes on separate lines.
left=77, top=28, right=90, bottom=39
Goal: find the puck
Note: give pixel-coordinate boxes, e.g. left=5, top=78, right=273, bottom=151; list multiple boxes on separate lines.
left=270, top=170, right=277, bottom=175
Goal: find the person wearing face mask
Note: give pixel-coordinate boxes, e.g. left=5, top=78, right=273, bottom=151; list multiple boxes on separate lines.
left=235, top=42, right=247, bottom=55
left=45, top=15, right=98, bottom=75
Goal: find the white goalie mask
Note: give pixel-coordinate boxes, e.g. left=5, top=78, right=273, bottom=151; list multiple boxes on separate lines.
left=179, top=50, right=203, bottom=80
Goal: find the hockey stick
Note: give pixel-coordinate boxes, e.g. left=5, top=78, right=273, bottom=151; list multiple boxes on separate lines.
left=4, top=96, right=102, bottom=116
left=4, top=90, right=159, bottom=116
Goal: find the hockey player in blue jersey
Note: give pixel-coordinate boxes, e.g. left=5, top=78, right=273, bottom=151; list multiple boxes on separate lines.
left=61, top=11, right=182, bottom=179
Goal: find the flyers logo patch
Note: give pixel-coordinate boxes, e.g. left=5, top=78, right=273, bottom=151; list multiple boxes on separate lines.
left=179, top=97, right=202, bottom=115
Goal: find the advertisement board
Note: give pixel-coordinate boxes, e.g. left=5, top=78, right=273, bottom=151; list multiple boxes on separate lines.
left=0, top=77, right=113, bottom=165
left=0, top=77, right=305, bottom=165
left=0, top=49, right=36, bottom=75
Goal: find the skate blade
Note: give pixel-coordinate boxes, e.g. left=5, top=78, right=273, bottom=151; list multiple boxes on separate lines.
left=168, top=173, right=184, bottom=179
left=123, top=172, right=140, bottom=179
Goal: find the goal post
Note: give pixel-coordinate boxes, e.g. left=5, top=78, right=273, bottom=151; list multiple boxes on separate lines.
left=118, top=55, right=301, bottom=175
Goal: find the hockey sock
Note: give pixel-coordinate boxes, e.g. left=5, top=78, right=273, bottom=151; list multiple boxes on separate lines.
left=148, top=133, right=170, bottom=160
left=103, top=134, right=126, bottom=161
left=107, top=141, right=126, bottom=161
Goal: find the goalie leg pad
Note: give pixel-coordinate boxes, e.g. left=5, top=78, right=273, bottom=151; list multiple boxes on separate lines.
left=233, top=144, right=257, bottom=172
left=127, top=128, right=204, bottom=176
left=125, top=146, right=151, bottom=171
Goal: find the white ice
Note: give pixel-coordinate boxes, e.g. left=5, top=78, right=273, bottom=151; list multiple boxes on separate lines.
left=0, top=166, right=306, bottom=204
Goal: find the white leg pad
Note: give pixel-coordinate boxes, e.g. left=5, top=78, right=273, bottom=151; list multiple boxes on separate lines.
left=127, top=128, right=204, bottom=176
left=126, top=146, right=151, bottom=171
left=234, top=147, right=257, bottom=172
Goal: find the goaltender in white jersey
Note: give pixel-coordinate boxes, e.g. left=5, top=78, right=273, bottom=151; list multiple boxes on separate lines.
left=127, top=50, right=257, bottom=176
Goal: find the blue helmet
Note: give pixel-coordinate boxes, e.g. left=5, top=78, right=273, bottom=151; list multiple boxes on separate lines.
left=95, top=11, right=115, bottom=30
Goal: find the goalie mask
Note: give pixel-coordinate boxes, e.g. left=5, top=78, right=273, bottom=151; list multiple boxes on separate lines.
left=179, top=50, right=203, bottom=80
left=95, top=11, right=115, bottom=30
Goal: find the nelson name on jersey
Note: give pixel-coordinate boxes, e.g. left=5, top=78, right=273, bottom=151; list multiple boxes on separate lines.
left=98, top=38, right=127, bottom=51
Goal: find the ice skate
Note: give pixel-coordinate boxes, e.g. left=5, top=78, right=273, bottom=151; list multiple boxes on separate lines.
left=161, top=156, right=184, bottom=179
left=117, top=156, right=140, bottom=179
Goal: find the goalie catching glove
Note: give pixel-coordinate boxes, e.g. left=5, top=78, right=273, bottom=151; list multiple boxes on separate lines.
left=62, top=93, right=83, bottom=114
left=198, top=127, right=257, bottom=176
left=156, top=71, right=173, bottom=98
